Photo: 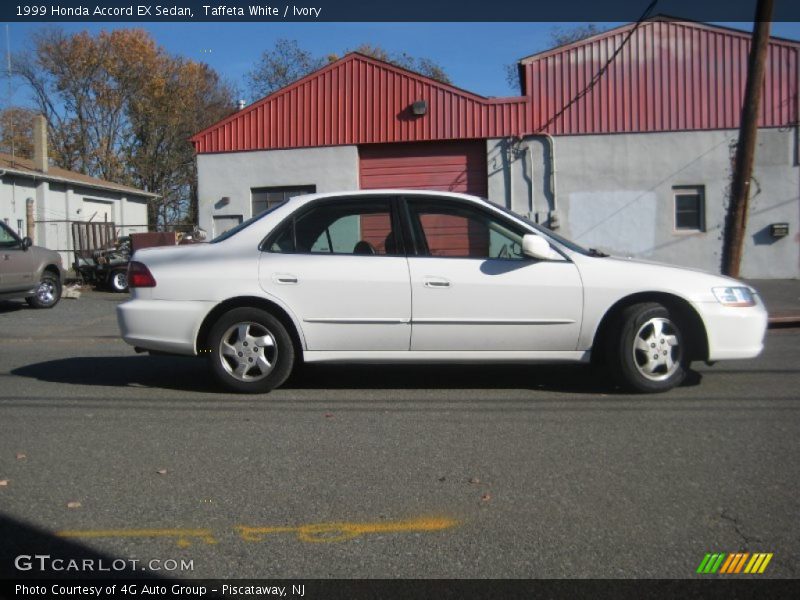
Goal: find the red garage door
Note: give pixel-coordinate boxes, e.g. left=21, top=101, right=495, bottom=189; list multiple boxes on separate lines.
left=359, top=140, right=488, bottom=197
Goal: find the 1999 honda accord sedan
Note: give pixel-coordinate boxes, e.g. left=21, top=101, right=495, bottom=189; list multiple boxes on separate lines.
left=117, top=190, right=767, bottom=394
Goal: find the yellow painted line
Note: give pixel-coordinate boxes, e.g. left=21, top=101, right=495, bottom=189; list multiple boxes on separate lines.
left=56, top=517, right=458, bottom=547
left=757, top=553, right=773, bottom=574
left=719, top=554, right=736, bottom=574
left=57, top=528, right=217, bottom=547
left=236, top=516, right=459, bottom=543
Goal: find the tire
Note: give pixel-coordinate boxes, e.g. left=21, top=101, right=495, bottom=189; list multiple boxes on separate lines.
left=607, top=302, right=688, bottom=393
left=207, top=307, right=294, bottom=393
left=26, top=271, right=62, bottom=309
left=109, top=269, right=129, bottom=293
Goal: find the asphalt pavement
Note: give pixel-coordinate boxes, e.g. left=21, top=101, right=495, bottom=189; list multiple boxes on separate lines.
left=0, top=290, right=798, bottom=579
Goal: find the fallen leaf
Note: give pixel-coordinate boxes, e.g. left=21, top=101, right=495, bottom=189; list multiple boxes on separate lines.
left=468, top=477, right=481, bottom=484
left=66, top=501, right=81, bottom=509
left=156, top=469, right=168, bottom=475
left=438, top=476, right=446, bottom=482
left=324, top=413, right=334, bottom=419
left=15, top=453, right=26, bottom=460
left=0, top=480, right=9, bottom=487
left=481, top=493, right=492, bottom=502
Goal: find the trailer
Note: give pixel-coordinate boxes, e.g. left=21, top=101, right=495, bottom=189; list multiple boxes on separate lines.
left=71, top=222, right=177, bottom=292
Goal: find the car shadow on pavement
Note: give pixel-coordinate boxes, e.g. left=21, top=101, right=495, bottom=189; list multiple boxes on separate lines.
left=286, top=363, right=703, bottom=393
left=11, top=356, right=217, bottom=393
left=11, top=356, right=702, bottom=395
left=0, top=300, right=26, bottom=313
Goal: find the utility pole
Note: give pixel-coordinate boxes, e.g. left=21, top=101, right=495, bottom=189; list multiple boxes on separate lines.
left=722, top=0, right=774, bottom=277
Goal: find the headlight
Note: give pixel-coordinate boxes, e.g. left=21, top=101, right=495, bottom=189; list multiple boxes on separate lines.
left=712, top=286, right=756, bottom=307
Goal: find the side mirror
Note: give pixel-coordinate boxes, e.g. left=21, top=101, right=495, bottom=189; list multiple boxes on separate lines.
left=522, top=234, right=559, bottom=261
left=21, top=237, right=32, bottom=251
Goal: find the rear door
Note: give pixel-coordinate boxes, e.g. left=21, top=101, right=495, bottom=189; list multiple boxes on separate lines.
left=258, top=197, right=411, bottom=351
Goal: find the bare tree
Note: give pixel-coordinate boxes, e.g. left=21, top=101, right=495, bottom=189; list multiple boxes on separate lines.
left=549, top=24, right=601, bottom=47
left=247, top=39, right=326, bottom=97
left=248, top=39, right=451, bottom=99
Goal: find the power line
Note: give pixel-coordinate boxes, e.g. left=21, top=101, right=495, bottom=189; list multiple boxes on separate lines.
left=536, top=0, right=658, bottom=133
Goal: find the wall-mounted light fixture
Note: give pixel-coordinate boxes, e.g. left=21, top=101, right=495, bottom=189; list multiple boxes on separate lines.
left=219, top=196, right=230, bottom=206
left=411, top=100, right=428, bottom=116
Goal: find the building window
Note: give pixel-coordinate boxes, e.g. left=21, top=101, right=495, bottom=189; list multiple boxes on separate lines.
left=251, top=186, right=316, bottom=217
left=674, top=186, right=705, bottom=232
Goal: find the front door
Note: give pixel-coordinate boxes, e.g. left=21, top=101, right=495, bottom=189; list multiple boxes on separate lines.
left=405, top=197, right=583, bottom=351
left=259, top=197, right=411, bottom=351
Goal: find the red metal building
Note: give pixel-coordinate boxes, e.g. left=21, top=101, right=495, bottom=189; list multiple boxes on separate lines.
left=193, top=18, right=800, bottom=277
left=192, top=18, right=798, bottom=152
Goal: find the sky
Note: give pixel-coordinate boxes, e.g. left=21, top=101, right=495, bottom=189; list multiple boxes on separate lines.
left=4, top=21, right=800, bottom=106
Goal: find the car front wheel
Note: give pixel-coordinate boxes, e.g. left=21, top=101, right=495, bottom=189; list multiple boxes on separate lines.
left=26, top=271, right=62, bottom=309
left=609, top=302, right=688, bottom=393
left=207, top=307, right=294, bottom=393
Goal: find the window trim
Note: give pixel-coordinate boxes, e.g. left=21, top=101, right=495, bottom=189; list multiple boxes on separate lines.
left=260, top=195, right=406, bottom=257
left=402, top=196, right=537, bottom=261
left=673, top=185, right=706, bottom=234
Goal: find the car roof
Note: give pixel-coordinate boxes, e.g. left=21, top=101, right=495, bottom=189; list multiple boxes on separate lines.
left=287, top=189, right=487, bottom=206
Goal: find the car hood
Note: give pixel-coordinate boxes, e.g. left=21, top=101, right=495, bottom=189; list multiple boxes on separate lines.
left=573, top=253, right=757, bottom=303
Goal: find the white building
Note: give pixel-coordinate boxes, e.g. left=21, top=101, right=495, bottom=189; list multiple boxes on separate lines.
left=0, top=117, right=156, bottom=267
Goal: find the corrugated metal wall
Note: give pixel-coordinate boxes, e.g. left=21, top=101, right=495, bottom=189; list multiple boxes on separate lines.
left=192, top=55, right=527, bottom=153
left=192, top=21, right=799, bottom=153
left=523, top=20, right=799, bottom=135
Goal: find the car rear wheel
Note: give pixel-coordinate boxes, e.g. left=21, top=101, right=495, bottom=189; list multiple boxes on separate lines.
left=207, top=307, right=294, bottom=393
left=109, top=269, right=129, bottom=293
left=608, top=302, right=688, bottom=393
left=26, top=271, right=62, bottom=309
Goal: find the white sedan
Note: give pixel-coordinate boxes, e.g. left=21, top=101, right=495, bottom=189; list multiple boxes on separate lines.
left=117, top=190, right=767, bottom=393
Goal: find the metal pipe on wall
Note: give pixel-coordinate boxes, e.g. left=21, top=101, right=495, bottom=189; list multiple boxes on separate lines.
left=526, top=134, right=559, bottom=229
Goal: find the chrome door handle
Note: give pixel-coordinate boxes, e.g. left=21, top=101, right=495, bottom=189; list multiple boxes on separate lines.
left=273, top=273, right=298, bottom=284
left=423, top=277, right=451, bottom=288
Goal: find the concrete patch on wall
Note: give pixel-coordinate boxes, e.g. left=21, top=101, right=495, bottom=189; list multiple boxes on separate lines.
left=568, top=191, right=658, bottom=256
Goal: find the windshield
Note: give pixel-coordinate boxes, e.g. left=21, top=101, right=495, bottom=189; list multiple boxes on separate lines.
left=490, top=202, right=595, bottom=256
left=209, top=202, right=285, bottom=244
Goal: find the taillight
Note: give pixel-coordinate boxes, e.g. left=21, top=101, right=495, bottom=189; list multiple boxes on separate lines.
left=128, top=261, right=156, bottom=288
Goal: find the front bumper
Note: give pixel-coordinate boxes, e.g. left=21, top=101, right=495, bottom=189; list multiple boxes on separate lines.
left=694, top=298, right=768, bottom=361
left=116, top=298, right=214, bottom=356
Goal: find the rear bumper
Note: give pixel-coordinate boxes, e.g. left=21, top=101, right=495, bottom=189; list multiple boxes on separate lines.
left=116, top=299, right=214, bottom=356
left=695, top=299, right=768, bottom=361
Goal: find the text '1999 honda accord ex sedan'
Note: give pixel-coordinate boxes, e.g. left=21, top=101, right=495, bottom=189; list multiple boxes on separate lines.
left=117, top=190, right=767, bottom=394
